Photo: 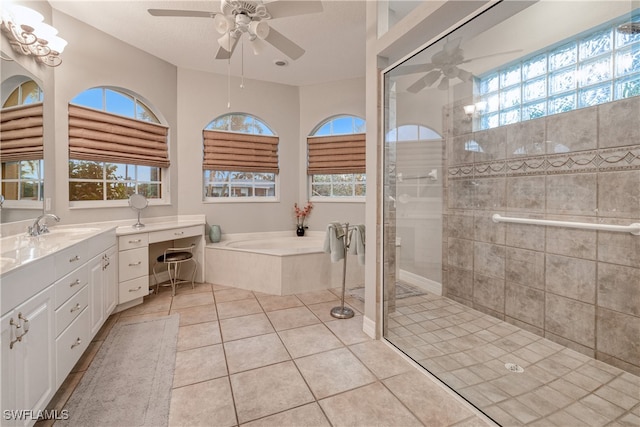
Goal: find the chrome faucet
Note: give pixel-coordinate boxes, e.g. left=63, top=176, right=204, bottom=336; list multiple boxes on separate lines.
left=28, top=213, right=61, bottom=237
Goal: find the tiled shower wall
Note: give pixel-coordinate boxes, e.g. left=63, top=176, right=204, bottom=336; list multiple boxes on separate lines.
left=442, top=96, right=640, bottom=376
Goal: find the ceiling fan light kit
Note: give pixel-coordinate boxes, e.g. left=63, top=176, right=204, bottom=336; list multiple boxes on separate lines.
left=148, top=0, right=322, bottom=61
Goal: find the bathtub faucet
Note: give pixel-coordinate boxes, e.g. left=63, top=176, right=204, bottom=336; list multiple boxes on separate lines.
left=28, top=213, right=61, bottom=237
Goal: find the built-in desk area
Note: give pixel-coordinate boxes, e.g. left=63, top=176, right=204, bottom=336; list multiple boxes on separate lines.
left=115, top=216, right=206, bottom=311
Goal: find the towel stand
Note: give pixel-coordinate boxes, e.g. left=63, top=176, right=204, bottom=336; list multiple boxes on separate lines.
left=331, top=222, right=357, bottom=319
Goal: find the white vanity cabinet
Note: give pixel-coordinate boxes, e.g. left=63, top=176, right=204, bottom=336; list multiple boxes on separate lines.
left=88, top=244, right=117, bottom=337
left=116, top=223, right=204, bottom=306
left=117, top=233, right=149, bottom=304
left=1, top=287, right=55, bottom=427
left=1, top=227, right=118, bottom=426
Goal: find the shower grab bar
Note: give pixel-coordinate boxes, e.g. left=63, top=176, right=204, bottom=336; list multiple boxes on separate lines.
left=492, top=214, right=640, bottom=235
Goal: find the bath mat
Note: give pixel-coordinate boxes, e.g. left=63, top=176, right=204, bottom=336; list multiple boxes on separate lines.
left=60, top=315, right=180, bottom=427
left=348, top=282, right=427, bottom=302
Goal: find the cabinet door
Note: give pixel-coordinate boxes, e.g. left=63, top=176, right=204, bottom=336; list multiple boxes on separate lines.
left=1, top=311, right=18, bottom=426
left=15, top=287, right=55, bottom=427
left=104, top=245, right=118, bottom=316
left=88, top=254, right=105, bottom=338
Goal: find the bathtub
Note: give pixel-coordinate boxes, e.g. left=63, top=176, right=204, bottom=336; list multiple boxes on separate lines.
left=205, top=231, right=365, bottom=295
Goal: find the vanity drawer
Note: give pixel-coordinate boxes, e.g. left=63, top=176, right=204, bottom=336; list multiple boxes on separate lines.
left=56, top=307, right=90, bottom=388
left=118, top=276, right=149, bottom=304
left=56, top=285, right=88, bottom=336
left=54, top=241, right=88, bottom=279
left=149, top=225, right=203, bottom=243
left=54, top=264, right=89, bottom=309
left=118, top=233, right=149, bottom=251
left=118, top=247, right=149, bottom=282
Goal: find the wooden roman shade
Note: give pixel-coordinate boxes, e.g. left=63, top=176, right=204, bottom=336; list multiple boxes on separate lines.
left=0, top=103, right=44, bottom=162
left=68, top=104, right=169, bottom=168
left=203, top=130, right=279, bottom=173
left=307, top=133, right=366, bottom=175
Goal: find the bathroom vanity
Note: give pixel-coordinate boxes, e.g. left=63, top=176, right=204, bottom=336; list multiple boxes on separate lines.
left=1, top=225, right=117, bottom=426
left=0, top=215, right=205, bottom=426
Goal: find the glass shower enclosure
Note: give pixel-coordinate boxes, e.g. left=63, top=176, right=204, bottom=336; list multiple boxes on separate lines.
left=382, top=1, right=640, bottom=425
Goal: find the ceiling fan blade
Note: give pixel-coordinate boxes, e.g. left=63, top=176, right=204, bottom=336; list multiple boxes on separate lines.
left=266, top=1, right=323, bottom=19
left=422, top=70, right=442, bottom=86
left=442, top=37, right=462, bottom=55
left=215, top=37, right=239, bottom=60
left=437, top=77, right=449, bottom=90
left=457, top=68, right=474, bottom=82
left=147, top=9, right=216, bottom=18
left=462, top=49, right=523, bottom=63
left=392, top=63, right=436, bottom=76
left=264, top=27, right=305, bottom=60
left=406, top=70, right=441, bottom=93
left=406, top=77, right=429, bottom=93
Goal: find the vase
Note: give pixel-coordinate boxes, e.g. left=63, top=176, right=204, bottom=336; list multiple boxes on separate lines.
left=296, top=225, right=305, bottom=237
left=209, top=224, right=221, bottom=243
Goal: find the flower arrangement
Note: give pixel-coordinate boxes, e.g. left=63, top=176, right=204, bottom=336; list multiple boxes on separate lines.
left=294, top=201, right=313, bottom=228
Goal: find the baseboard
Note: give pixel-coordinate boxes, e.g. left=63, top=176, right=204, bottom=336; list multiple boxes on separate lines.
left=362, top=315, right=376, bottom=339
left=399, top=269, right=442, bottom=295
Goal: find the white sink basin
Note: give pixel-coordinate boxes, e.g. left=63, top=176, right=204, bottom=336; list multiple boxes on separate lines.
left=0, top=257, right=17, bottom=270
left=0, top=226, right=105, bottom=274
left=46, top=227, right=102, bottom=237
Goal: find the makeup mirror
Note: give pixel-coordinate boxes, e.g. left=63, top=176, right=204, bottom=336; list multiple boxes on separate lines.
left=128, top=193, right=148, bottom=229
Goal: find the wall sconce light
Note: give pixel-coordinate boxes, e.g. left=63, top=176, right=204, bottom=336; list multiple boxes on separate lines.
left=463, top=101, right=487, bottom=121
left=1, top=5, right=67, bottom=67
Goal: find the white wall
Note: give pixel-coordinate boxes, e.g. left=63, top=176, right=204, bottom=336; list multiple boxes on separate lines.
left=299, top=78, right=366, bottom=231
left=51, top=9, right=178, bottom=225
left=36, top=9, right=365, bottom=235
left=175, top=68, right=301, bottom=234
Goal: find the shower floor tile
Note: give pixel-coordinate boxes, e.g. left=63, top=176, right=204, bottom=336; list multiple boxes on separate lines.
left=385, top=286, right=640, bottom=426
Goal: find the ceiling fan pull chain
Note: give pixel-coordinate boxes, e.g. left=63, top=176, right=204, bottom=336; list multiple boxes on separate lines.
left=240, top=37, right=245, bottom=89
left=227, top=49, right=231, bottom=109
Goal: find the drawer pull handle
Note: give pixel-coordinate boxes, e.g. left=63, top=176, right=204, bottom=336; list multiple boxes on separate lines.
left=18, top=313, right=29, bottom=334
left=129, top=261, right=142, bottom=266
left=174, top=231, right=184, bottom=235
left=70, top=303, right=82, bottom=313
left=69, top=255, right=80, bottom=263
left=129, top=239, right=142, bottom=243
left=70, top=279, right=82, bottom=287
left=8, top=314, right=29, bottom=349
left=71, top=338, right=82, bottom=349
left=129, top=286, right=142, bottom=292
left=9, top=318, right=20, bottom=349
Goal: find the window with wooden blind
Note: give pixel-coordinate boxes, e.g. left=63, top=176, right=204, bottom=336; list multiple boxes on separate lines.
left=0, top=79, right=44, bottom=203
left=203, top=113, right=278, bottom=200
left=68, top=87, right=166, bottom=203
left=308, top=115, right=366, bottom=199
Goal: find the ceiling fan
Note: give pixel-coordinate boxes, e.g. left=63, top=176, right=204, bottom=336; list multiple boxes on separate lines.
left=401, top=38, right=521, bottom=93
left=148, top=0, right=323, bottom=60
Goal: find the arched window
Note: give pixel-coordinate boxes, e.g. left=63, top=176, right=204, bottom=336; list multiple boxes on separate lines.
left=203, top=113, right=278, bottom=200
left=389, top=124, right=443, bottom=201
left=68, top=87, right=168, bottom=203
left=308, top=115, right=366, bottom=199
left=1, top=78, right=44, bottom=204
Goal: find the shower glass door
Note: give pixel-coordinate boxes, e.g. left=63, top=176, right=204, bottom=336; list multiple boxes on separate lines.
left=382, top=1, right=640, bottom=425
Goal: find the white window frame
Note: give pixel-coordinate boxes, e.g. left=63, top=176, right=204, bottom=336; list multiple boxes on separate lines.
left=1, top=79, right=44, bottom=209
left=68, top=87, right=170, bottom=207
left=308, top=114, right=366, bottom=203
left=478, top=11, right=640, bottom=130
left=203, top=113, right=279, bottom=203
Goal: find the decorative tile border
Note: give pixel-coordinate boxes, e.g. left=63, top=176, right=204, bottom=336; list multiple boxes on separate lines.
left=447, top=145, right=640, bottom=178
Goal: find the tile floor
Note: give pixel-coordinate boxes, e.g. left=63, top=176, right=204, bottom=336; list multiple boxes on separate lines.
left=41, top=282, right=493, bottom=427
left=385, top=287, right=640, bottom=427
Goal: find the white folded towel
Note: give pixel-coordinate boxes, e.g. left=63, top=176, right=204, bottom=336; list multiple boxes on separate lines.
left=323, top=222, right=346, bottom=263
left=348, top=224, right=365, bottom=265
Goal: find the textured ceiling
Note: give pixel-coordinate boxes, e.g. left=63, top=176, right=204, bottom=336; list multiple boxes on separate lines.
left=49, top=0, right=367, bottom=86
